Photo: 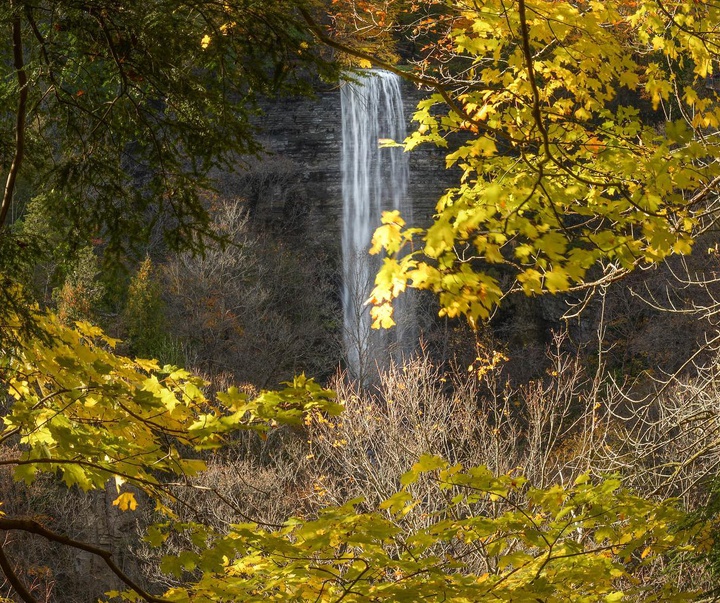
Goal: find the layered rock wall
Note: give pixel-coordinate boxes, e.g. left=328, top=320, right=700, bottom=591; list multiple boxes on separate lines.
left=213, top=79, right=457, bottom=246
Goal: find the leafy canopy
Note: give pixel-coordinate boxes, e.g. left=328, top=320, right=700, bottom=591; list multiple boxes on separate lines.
left=367, top=0, right=720, bottom=327
left=0, top=0, right=338, bottom=340
left=0, top=309, right=342, bottom=600
left=0, top=311, right=341, bottom=501
left=0, top=1, right=716, bottom=600
left=122, top=455, right=703, bottom=601
left=0, top=0, right=336, bottom=257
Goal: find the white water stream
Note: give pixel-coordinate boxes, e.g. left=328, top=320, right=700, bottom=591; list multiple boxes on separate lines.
left=341, top=70, right=415, bottom=382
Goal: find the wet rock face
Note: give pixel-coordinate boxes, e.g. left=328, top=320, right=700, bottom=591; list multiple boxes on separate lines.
left=213, top=79, right=457, bottom=244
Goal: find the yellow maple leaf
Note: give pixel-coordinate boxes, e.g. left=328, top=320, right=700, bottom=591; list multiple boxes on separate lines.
left=113, top=492, right=138, bottom=512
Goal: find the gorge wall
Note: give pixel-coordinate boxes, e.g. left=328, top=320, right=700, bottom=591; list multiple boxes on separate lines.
left=213, top=78, right=457, bottom=245
left=208, top=78, right=580, bottom=382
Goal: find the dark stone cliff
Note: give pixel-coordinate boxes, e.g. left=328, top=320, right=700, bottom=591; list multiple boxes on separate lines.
left=213, top=78, right=457, bottom=246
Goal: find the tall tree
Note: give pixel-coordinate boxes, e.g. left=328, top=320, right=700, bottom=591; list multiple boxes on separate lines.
left=0, top=0, right=336, bottom=257
left=0, top=0, right=338, bottom=338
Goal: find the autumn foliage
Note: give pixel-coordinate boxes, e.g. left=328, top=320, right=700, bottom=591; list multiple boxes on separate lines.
left=365, top=0, right=720, bottom=327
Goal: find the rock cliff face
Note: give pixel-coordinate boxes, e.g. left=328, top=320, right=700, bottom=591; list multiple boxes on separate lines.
left=213, top=78, right=457, bottom=247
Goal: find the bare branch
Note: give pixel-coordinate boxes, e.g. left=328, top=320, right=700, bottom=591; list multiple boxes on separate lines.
left=0, top=518, right=169, bottom=603
left=0, top=541, right=37, bottom=603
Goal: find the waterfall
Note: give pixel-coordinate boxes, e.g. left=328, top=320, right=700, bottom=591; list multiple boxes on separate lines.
left=341, top=70, right=415, bottom=383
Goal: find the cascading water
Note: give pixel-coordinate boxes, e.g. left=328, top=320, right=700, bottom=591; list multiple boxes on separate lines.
left=341, top=70, right=415, bottom=383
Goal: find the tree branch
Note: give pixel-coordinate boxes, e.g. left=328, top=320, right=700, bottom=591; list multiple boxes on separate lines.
left=0, top=540, right=38, bottom=603
left=0, top=518, right=169, bottom=603
left=298, top=8, right=502, bottom=139
left=0, top=3, right=28, bottom=229
left=517, top=0, right=550, bottom=161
